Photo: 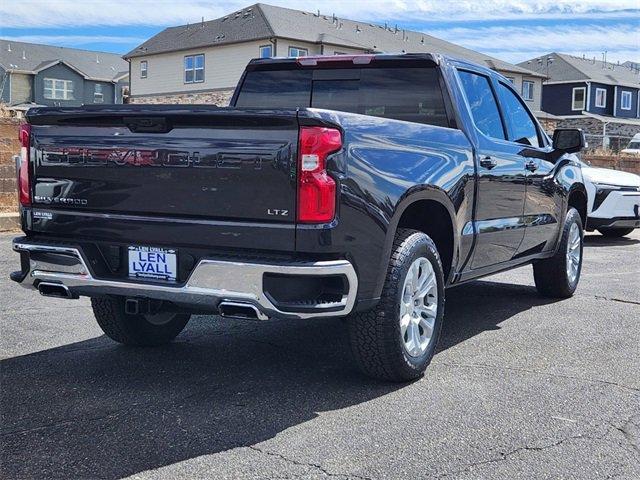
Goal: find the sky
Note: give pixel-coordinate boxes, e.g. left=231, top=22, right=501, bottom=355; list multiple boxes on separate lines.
left=0, top=0, right=638, bottom=65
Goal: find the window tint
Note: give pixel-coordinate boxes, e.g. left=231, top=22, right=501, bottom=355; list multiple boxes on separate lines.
left=497, top=82, right=540, bottom=148
left=236, top=70, right=312, bottom=108
left=457, top=70, right=505, bottom=139
left=236, top=67, right=449, bottom=128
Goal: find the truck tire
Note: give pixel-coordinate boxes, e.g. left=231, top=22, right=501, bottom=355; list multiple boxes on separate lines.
left=91, top=296, right=190, bottom=346
left=348, top=229, right=445, bottom=382
left=533, top=208, right=583, bottom=298
left=597, top=227, right=634, bottom=238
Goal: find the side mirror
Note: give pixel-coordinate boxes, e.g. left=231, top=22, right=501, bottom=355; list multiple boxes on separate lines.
left=553, top=128, right=586, bottom=153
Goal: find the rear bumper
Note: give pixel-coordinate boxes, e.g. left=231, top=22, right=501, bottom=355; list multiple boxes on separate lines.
left=11, top=239, right=358, bottom=320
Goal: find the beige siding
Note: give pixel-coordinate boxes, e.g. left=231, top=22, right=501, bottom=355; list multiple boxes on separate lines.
left=276, top=39, right=321, bottom=56
left=11, top=74, right=32, bottom=103
left=499, top=72, right=543, bottom=112
left=130, top=40, right=268, bottom=95
left=322, top=43, right=367, bottom=55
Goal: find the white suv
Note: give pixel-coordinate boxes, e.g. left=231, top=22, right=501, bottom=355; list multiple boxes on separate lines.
left=583, top=163, right=640, bottom=237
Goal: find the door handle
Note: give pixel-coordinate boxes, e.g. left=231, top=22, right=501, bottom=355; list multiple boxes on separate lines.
left=480, top=156, right=497, bottom=170
left=525, top=160, right=538, bottom=172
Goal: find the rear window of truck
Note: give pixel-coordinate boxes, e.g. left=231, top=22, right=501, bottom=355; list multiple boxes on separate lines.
left=235, top=67, right=449, bottom=128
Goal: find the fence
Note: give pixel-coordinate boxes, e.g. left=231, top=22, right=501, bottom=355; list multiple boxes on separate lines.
left=584, top=134, right=637, bottom=154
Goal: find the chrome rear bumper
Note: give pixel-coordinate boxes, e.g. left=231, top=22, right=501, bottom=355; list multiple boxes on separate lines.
left=12, top=240, right=358, bottom=320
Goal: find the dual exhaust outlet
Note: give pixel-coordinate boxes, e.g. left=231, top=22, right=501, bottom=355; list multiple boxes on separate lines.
left=37, top=282, right=77, bottom=299
left=37, top=282, right=268, bottom=320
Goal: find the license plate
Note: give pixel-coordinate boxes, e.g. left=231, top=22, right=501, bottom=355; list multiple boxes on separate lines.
left=128, top=246, right=177, bottom=282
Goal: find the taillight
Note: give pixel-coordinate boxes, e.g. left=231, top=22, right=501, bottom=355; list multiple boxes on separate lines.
left=18, top=123, right=31, bottom=206
left=297, top=127, right=342, bottom=223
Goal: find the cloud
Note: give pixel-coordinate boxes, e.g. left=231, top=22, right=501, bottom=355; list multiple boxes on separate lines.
left=1, top=0, right=638, bottom=27
left=427, top=24, right=640, bottom=63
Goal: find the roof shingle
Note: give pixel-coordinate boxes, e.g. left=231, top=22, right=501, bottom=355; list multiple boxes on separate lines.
left=518, top=53, right=640, bottom=88
left=0, top=39, right=128, bottom=82
left=124, top=3, right=542, bottom=77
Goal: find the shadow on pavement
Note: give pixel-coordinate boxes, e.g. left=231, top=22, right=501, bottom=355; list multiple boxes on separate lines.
left=584, top=234, right=640, bottom=248
left=0, top=280, right=560, bottom=479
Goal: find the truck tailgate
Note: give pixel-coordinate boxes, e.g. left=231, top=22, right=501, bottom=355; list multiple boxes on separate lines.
left=26, top=107, right=299, bottom=250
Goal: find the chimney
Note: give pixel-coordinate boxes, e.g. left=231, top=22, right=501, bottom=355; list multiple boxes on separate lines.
left=96, top=54, right=100, bottom=63
left=201, top=16, right=204, bottom=27
left=7, top=43, right=10, bottom=52
left=22, top=50, right=26, bottom=59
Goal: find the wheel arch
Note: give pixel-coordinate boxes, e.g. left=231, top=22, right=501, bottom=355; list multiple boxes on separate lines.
left=375, top=188, right=459, bottom=297
left=567, top=183, right=588, bottom=228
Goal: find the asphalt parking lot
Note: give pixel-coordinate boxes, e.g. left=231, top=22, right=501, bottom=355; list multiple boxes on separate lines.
left=0, top=231, right=638, bottom=480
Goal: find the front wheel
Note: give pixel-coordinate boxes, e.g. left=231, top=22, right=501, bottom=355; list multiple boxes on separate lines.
left=597, top=227, right=634, bottom=238
left=533, top=207, right=583, bottom=298
left=91, top=296, right=190, bottom=346
left=348, top=229, right=445, bottom=382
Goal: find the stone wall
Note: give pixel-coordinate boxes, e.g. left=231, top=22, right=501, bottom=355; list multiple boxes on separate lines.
left=582, top=153, right=640, bottom=175
left=557, top=117, right=640, bottom=138
left=129, top=89, right=234, bottom=106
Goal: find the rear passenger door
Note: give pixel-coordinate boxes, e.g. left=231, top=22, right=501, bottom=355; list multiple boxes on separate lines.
left=456, top=69, right=527, bottom=270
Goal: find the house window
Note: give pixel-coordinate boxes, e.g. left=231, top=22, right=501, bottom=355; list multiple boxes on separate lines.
left=572, top=87, right=586, bottom=111
left=259, top=45, right=272, bottom=58
left=94, top=84, right=104, bottom=103
left=288, top=46, right=308, bottom=57
left=595, top=88, right=607, bottom=108
left=184, top=54, right=205, bottom=83
left=521, top=80, right=534, bottom=101
left=140, top=61, right=147, bottom=78
left=43, top=78, right=74, bottom=100
left=621, top=91, right=632, bottom=110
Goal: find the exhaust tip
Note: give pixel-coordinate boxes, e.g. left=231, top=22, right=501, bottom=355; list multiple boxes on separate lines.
left=38, top=282, right=76, bottom=299
left=218, top=301, right=268, bottom=321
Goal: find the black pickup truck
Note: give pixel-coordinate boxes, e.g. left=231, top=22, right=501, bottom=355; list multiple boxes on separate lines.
left=11, top=53, right=588, bottom=381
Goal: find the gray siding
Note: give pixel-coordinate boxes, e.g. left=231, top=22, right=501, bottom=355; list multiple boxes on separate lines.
left=33, top=63, right=122, bottom=106
left=116, top=78, right=129, bottom=104
left=35, top=63, right=85, bottom=106
left=83, top=80, right=114, bottom=105
left=0, top=66, right=10, bottom=103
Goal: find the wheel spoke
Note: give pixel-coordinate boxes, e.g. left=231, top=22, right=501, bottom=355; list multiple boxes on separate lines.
left=399, top=256, right=440, bottom=358
left=418, top=316, right=434, bottom=338
left=416, top=302, right=438, bottom=319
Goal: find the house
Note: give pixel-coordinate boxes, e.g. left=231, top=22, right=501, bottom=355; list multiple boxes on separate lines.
left=518, top=53, right=640, bottom=143
left=0, top=40, right=129, bottom=109
left=124, top=3, right=546, bottom=116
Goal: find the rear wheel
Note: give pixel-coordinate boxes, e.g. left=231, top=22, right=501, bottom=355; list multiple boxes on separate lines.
left=533, top=208, right=583, bottom=298
left=348, top=229, right=445, bottom=382
left=597, top=227, right=634, bottom=238
left=91, top=296, right=190, bottom=346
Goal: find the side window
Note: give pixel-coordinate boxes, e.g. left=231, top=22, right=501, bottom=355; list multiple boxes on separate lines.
left=497, top=82, right=540, bottom=148
left=457, top=70, right=505, bottom=140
